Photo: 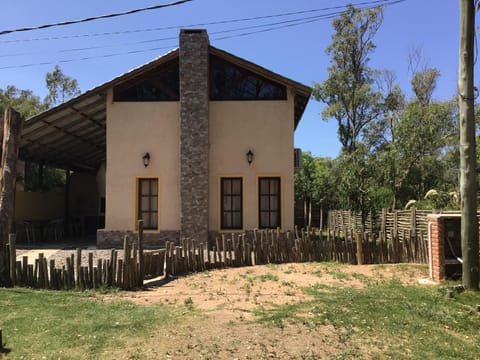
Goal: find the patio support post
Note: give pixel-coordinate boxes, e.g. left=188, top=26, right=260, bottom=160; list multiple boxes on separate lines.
left=64, top=169, right=71, bottom=237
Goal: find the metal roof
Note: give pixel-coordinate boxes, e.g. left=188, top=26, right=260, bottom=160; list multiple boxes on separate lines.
left=19, top=46, right=311, bottom=172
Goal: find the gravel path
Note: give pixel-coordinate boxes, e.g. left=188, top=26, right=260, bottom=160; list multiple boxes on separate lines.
left=16, top=248, right=125, bottom=267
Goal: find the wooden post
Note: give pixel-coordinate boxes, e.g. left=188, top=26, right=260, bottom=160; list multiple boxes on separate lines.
left=356, top=233, right=364, bottom=265
left=64, top=170, right=71, bottom=236
left=138, top=220, right=144, bottom=287
left=75, top=248, right=81, bottom=288
left=459, top=0, right=479, bottom=290
left=8, top=234, right=15, bottom=286
left=0, top=108, right=24, bottom=286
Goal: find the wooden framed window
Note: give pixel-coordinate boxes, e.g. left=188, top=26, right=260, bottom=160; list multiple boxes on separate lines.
left=221, top=177, right=243, bottom=230
left=114, top=59, right=179, bottom=101
left=210, top=55, right=287, bottom=100
left=137, top=178, right=158, bottom=230
left=259, top=177, right=281, bottom=229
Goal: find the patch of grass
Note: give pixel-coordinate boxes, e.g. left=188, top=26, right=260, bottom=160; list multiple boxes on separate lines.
left=281, top=280, right=295, bottom=287
left=350, top=272, right=370, bottom=284
left=258, top=273, right=279, bottom=282
left=255, top=279, right=480, bottom=359
left=266, top=263, right=279, bottom=270
left=184, top=297, right=194, bottom=308
left=242, top=283, right=252, bottom=296
left=326, top=270, right=351, bottom=280
left=283, top=266, right=297, bottom=274
left=0, top=288, right=190, bottom=359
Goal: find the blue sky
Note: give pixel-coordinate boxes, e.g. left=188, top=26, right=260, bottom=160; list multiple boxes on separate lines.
left=0, top=0, right=471, bottom=158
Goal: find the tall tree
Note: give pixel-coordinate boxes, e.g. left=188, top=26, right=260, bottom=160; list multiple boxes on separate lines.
left=313, top=5, right=384, bottom=224
left=0, top=85, right=45, bottom=119
left=44, top=65, right=80, bottom=108
left=374, top=67, right=456, bottom=210
left=294, top=152, right=318, bottom=227
left=313, top=4, right=383, bottom=152
left=458, top=0, right=478, bottom=290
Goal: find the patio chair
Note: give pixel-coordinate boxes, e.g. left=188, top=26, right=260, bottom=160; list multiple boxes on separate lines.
left=43, top=219, right=64, bottom=242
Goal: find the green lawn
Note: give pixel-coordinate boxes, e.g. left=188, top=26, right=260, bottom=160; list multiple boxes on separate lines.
left=255, top=279, right=480, bottom=359
left=1, top=266, right=480, bottom=359
left=0, top=288, right=191, bottom=360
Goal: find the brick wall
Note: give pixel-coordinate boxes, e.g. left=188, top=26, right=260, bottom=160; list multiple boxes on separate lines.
left=428, top=215, right=445, bottom=281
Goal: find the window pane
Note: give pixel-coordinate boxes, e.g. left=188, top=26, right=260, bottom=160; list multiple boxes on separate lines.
left=150, top=213, right=158, bottom=229
left=222, top=213, right=231, bottom=228
left=231, top=179, right=241, bottom=194
left=221, top=177, right=242, bottom=229
left=260, top=180, right=269, bottom=194
left=141, top=197, right=150, bottom=210
left=270, top=179, right=279, bottom=194
left=151, top=180, right=158, bottom=195
left=270, top=197, right=278, bottom=211
left=140, top=181, right=150, bottom=195
left=232, top=196, right=241, bottom=211
left=150, top=196, right=158, bottom=211
left=270, top=212, right=279, bottom=228
left=114, top=59, right=179, bottom=101
left=260, top=212, right=269, bottom=227
left=141, top=212, right=150, bottom=226
left=223, top=197, right=232, bottom=211
left=258, top=177, right=281, bottom=229
left=260, top=195, right=269, bottom=209
left=138, top=178, right=159, bottom=230
left=210, top=55, right=286, bottom=100
left=233, top=212, right=242, bottom=228
left=223, top=180, right=232, bottom=195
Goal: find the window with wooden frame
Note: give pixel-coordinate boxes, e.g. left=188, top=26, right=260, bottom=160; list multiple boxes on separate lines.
left=137, top=178, right=159, bottom=230
left=221, top=177, right=243, bottom=230
left=258, top=177, right=281, bottom=229
left=210, top=55, right=287, bottom=100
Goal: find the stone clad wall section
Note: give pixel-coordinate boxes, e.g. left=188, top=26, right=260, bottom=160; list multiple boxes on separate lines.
left=179, top=29, right=210, bottom=243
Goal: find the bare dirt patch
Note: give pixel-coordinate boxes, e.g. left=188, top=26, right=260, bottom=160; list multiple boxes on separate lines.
left=105, top=263, right=429, bottom=359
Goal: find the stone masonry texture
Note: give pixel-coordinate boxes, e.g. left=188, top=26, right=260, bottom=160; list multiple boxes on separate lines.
left=179, top=29, right=210, bottom=243
left=97, top=229, right=180, bottom=248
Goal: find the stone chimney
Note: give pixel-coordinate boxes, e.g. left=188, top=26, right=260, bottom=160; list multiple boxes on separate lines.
left=179, top=29, right=210, bottom=242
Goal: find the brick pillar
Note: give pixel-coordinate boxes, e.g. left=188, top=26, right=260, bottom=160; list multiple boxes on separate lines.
left=179, top=29, right=209, bottom=242
left=428, top=215, right=445, bottom=281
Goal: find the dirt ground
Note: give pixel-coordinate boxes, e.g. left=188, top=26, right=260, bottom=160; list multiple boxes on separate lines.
left=105, top=263, right=429, bottom=360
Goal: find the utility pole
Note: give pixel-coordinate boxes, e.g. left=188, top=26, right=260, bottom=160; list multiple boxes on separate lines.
left=458, top=0, right=479, bottom=290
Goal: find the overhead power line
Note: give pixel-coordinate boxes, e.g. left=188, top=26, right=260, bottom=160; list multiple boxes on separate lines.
left=0, top=0, right=407, bottom=70
left=0, top=0, right=401, bottom=43
left=0, top=12, right=346, bottom=58
left=0, top=0, right=193, bottom=36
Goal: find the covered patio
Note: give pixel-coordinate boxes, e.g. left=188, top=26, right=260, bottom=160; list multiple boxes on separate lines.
left=16, top=85, right=108, bottom=247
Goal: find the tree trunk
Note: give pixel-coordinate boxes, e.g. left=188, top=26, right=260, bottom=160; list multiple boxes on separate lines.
left=458, top=0, right=479, bottom=290
left=307, top=197, right=312, bottom=228
left=0, top=108, right=24, bottom=287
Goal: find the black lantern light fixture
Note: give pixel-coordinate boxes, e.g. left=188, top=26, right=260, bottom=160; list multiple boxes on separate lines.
left=246, top=149, right=254, bottom=165
left=142, top=152, right=151, bottom=167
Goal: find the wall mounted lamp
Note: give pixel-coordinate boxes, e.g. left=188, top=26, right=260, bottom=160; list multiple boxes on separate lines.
left=246, top=149, right=254, bottom=165
left=142, top=152, right=151, bottom=167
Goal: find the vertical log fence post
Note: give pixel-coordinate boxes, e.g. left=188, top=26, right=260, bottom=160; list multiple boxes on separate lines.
left=355, top=232, right=364, bottom=265
left=0, top=108, right=24, bottom=287
left=138, top=220, right=144, bottom=287
left=8, top=234, right=15, bottom=285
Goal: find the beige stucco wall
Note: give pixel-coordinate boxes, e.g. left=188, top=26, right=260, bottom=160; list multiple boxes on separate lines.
left=105, top=89, right=180, bottom=231
left=209, top=94, right=295, bottom=232
left=105, top=89, right=296, bottom=233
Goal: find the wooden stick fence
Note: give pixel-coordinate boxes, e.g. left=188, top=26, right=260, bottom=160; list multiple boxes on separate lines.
left=5, top=226, right=166, bottom=290
left=6, top=221, right=429, bottom=290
